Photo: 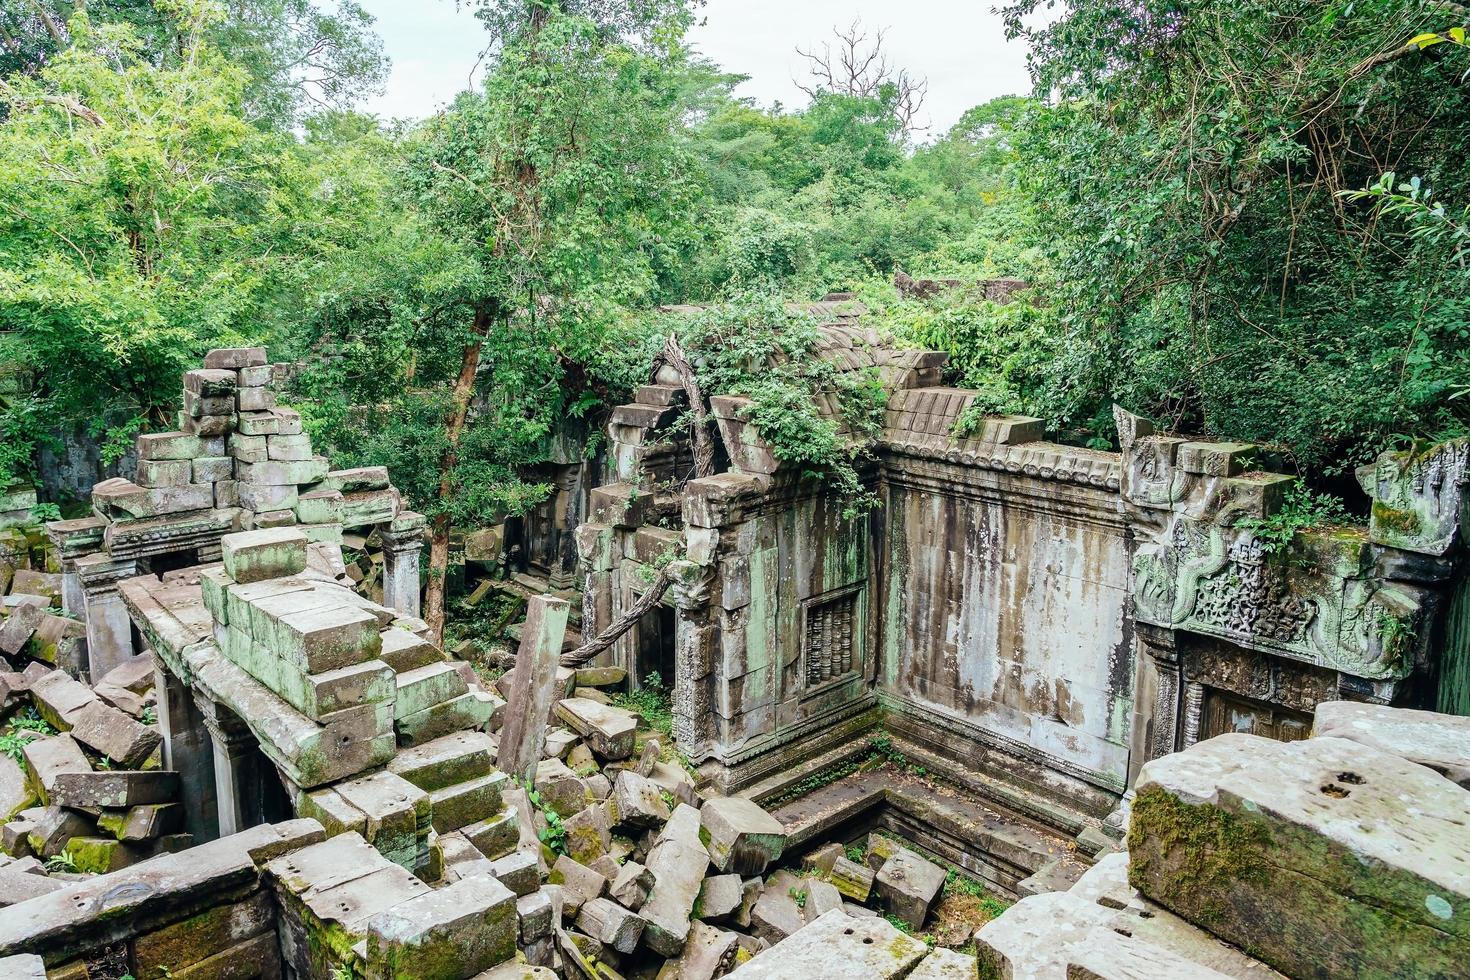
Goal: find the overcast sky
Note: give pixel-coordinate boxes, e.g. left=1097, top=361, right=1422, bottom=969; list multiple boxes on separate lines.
left=356, top=1, right=1034, bottom=137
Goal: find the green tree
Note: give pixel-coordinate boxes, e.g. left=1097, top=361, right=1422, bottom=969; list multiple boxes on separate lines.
left=1000, top=0, right=1470, bottom=470
left=0, top=3, right=306, bottom=483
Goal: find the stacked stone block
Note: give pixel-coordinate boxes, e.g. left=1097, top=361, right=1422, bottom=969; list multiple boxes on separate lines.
left=201, top=527, right=505, bottom=874
left=91, top=346, right=407, bottom=548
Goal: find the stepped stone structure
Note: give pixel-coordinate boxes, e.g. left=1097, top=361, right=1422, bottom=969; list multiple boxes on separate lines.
left=49, top=347, right=426, bottom=682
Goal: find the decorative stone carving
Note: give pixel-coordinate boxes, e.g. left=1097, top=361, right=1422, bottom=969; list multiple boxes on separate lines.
left=1133, top=516, right=1424, bottom=681
left=1361, top=438, right=1469, bottom=556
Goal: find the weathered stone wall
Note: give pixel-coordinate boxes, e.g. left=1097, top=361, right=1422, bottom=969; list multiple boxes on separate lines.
left=878, top=449, right=1133, bottom=804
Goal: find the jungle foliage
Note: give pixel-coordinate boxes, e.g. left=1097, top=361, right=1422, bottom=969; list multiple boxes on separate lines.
left=2, top=0, right=1467, bottom=530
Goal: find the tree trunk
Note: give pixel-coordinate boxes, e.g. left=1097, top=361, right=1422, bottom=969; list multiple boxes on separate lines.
left=425, top=302, right=493, bottom=645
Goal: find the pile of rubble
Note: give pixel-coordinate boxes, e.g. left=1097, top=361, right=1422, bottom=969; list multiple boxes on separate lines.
left=0, top=653, right=171, bottom=887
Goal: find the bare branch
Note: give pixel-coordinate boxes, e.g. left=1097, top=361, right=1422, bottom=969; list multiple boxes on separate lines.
left=795, top=18, right=927, bottom=137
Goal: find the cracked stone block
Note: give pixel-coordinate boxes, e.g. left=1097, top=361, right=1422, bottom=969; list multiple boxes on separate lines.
left=549, top=854, right=607, bottom=915
left=576, top=896, right=646, bottom=954
left=700, top=796, right=787, bottom=877
left=800, top=877, right=844, bottom=918
left=363, top=872, right=517, bottom=980
left=533, top=758, right=590, bottom=819
left=729, top=908, right=929, bottom=979
left=875, top=847, right=946, bottom=930
left=907, top=947, right=978, bottom=979
left=642, top=803, right=712, bottom=955
left=221, top=528, right=308, bottom=584
left=750, top=870, right=806, bottom=945
left=135, top=431, right=224, bottom=460
left=30, top=668, right=98, bottom=729
left=607, top=769, right=671, bottom=831
left=95, top=802, right=180, bottom=842
left=554, top=698, right=637, bottom=760
left=1129, top=732, right=1470, bottom=980
left=678, top=919, right=740, bottom=980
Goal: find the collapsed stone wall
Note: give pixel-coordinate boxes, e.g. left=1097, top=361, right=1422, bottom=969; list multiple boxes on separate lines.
left=578, top=310, right=1470, bottom=849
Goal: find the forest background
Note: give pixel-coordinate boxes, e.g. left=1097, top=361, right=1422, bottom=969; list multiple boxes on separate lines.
left=2, top=0, right=1468, bottom=630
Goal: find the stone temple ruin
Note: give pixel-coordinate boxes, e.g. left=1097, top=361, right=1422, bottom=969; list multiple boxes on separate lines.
left=0, top=313, right=1467, bottom=979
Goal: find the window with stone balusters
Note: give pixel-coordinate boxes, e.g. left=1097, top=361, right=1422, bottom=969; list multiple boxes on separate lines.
left=802, top=586, right=862, bottom=689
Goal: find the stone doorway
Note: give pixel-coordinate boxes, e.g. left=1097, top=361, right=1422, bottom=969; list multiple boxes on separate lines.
left=635, top=603, right=676, bottom=689
left=1200, top=688, right=1312, bottom=743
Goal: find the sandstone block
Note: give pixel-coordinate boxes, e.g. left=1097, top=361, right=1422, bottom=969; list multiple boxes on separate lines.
left=237, top=364, right=273, bottom=387
left=729, top=908, right=928, bottom=978
left=363, top=872, right=517, bottom=980
left=554, top=697, right=637, bottom=760
left=236, top=410, right=280, bottom=436
left=21, top=733, right=90, bottom=799
left=236, top=457, right=330, bottom=486
left=221, top=527, right=308, bottom=583
left=192, top=455, right=235, bottom=483
left=695, top=873, right=743, bottom=923
left=397, top=691, right=494, bottom=747
left=678, top=919, right=740, bottom=980
left=379, top=627, right=445, bottom=672
left=642, top=803, right=711, bottom=956
left=67, top=698, right=161, bottom=767
left=390, top=731, right=498, bottom=792
left=204, top=347, right=266, bottom=369
left=51, top=769, right=177, bottom=808
left=395, top=661, right=470, bottom=719
left=611, top=860, right=656, bottom=912
left=136, top=432, right=224, bottom=461
left=549, top=854, right=607, bottom=914
left=874, top=847, right=945, bottom=930
left=533, top=758, right=590, bottom=819
left=1129, top=733, right=1470, bottom=980
left=136, top=458, right=192, bottom=488
left=0, top=756, right=35, bottom=822
left=562, top=803, right=611, bottom=866
left=237, top=386, right=276, bottom=412
left=0, top=954, right=44, bottom=978
left=700, top=796, right=786, bottom=877
left=335, top=771, right=431, bottom=869
left=607, top=769, right=672, bottom=831
left=577, top=896, right=645, bottom=954
left=239, top=480, right=299, bottom=513
left=429, top=772, right=507, bottom=833
left=229, top=433, right=269, bottom=463
left=27, top=805, right=91, bottom=858
left=183, top=389, right=235, bottom=418
left=464, top=808, right=520, bottom=861
left=341, top=487, right=400, bottom=526
left=490, top=850, right=540, bottom=897
left=1314, top=700, right=1470, bottom=788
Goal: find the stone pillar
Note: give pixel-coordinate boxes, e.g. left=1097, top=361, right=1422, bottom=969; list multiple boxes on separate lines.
left=153, top=657, right=220, bottom=843
left=45, top=517, right=105, bottom=623
left=668, top=560, right=716, bottom=758
left=200, top=700, right=263, bottom=837
left=497, top=595, right=571, bottom=783
left=1181, top=680, right=1206, bottom=749
left=74, top=552, right=139, bottom=680
left=1128, top=622, right=1182, bottom=787
left=379, top=511, right=427, bottom=619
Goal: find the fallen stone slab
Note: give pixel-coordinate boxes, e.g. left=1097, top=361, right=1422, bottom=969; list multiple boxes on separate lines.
left=728, top=908, right=929, bottom=979
left=678, top=919, right=740, bottom=980
left=51, top=770, right=179, bottom=808
left=611, top=860, right=655, bottom=912
left=0, top=756, right=36, bottom=822
left=490, top=850, right=540, bottom=898
left=0, top=953, right=44, bottom=978
left=517, top=889, right=554, bottom=945
left=95, top=802, right=180, bottom=842
left=908, top=947, right=980, bottom=979
left=576, top=896, right=645, bottom=954
left=498, top=597, right=571, bottom=783
left=975, top=890, right=1254, bottom=979
left=696, top=873, right=743, bottom=923
left=750, top=870, right=806, bottom=945
left=641, top=803, right=711, bottom=956
left=700, top=796, right=787, bottom=877
left=607, top=769, right=672, bottom=831
left=29, top=669, right=98, bottom=729
left=828, top=854, right=875, bottom=903
left=554, top=698, right=636, bottom=760
left=1129, top=732, right=1470, bottom=980
left=1314, top=700, right=1470, bottom=788
left=0, top=604, right=44, bottom=657
left=221, top=527, right=309, bottom=584
left=363, top=872, right=518, bottom=980
left=0, top=867, right=62, bottom=908
left=67, top=698, right=161, bottom=767
left=21, top=734, right=90, bottom=800
left=549, top=855, right=608, bottom=916
left=875, top=846, right=946, bottom=931
left=334, top=771, right=431, bottom=871
left=26, top=805, right=92, bottom=858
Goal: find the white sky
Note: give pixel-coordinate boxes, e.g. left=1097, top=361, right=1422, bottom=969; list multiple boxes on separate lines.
left=356, top=1, right=1034, bottom=137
